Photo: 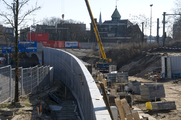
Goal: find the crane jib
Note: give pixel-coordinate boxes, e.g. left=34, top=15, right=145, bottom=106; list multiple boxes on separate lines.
left=85, top=0, right=112, bottom=64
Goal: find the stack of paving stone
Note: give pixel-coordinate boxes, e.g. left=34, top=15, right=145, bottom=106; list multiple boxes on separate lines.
left=116, top=72, right=128, bottom=83
left=151, top=101, right=176, bottom=110
left=128, top=80, right=141, bottom=94
left=140, top=84, right=165, bottom=100
left=107, top=72, right=128, bottom=83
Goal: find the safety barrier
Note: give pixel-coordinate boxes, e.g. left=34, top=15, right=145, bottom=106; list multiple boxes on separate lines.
left=43, top=47, right=111, bottom=120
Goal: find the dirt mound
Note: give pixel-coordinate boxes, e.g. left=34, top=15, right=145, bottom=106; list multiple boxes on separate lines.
left=119, top=53, right=161, bottom=77
left=82, top=56, right=99, bottom=64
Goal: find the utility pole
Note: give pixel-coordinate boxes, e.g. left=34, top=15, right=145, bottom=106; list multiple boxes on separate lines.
left=162, top=12, right=166, bottom=47
left=157, top=18, right=159, bottom=44
left=142, top=22, right=144, bottom=45
left=150, top=4, right=153, bottom=43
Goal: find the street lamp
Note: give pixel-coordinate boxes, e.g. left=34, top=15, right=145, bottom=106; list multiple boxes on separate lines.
left=150, top=4, right=153, bottom=43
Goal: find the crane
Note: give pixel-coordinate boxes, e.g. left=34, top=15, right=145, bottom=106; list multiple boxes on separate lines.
left=84, top=0, right=111, bottom=73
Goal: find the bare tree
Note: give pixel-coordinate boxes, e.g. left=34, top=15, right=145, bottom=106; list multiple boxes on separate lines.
left=42, top=17, right=88, bottom=42
left=171, top=0, right=181, bottom=40
left=0, top=0, right=41, bottom=103
left=129, top=14, right=150, bottom=35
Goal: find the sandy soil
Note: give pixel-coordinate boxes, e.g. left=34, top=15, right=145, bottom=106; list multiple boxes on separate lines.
left=129, top=76, right=181, bottom=120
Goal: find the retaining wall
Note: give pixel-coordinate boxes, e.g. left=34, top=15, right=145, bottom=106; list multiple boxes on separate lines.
left=43, top=47, right=111, bottom=120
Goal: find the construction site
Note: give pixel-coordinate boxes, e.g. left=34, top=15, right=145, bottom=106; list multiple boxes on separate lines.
left=78, top=41, right=181, bottom=120
left=1, top=0, right=181, bottom=120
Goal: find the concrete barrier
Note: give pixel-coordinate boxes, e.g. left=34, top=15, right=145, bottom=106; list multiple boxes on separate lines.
left=43, top=47, right=111, bottom=120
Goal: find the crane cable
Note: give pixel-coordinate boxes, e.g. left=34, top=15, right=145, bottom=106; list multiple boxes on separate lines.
left=61, top=0, right=65, bottom=20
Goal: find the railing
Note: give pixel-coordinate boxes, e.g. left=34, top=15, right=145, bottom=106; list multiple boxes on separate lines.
left=43, top=47, right=111, bottom=120
left=0, top=65, right=51, bottom=104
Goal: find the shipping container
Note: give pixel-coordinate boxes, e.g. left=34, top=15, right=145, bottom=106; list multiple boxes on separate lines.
left=65, top=41, right=80, bottom=48
left=55, top=41, right=65, bottom=48
left=27, top=33, right=49, bottom=41
left=161, top=56, right=181, bottom=78
left=35, top=40, right=49, bottom=43
left=41, top=43, right=54, bottom=48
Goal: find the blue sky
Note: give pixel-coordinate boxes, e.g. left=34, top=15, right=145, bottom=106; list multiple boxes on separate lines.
left=0, top=0, right=176, bottom=36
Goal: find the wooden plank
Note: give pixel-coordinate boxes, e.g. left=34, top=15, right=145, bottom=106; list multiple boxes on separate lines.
left=100, top=83, right=114, bottom=120
left=115, top=98, right=125, bottom=120
left=126, top=114, right=133, bottom=120
left=132, top=110, right=140, bottom=120
left=121, top=98, right=132, bottom=115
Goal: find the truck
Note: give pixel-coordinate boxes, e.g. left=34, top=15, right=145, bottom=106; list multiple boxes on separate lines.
left=84, top=0, right=111, bottom=73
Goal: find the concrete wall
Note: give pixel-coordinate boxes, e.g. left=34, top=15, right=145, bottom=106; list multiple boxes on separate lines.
left=43, top=47, right=111, bottom=120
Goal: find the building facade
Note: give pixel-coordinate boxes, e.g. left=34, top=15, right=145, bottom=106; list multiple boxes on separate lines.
left=91, top=7, right=144, bottom=43
left=0, top=25, right=14, bottom=45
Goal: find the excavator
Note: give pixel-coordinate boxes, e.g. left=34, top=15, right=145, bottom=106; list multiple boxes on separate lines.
left=84, top=0, right=111, bottom=73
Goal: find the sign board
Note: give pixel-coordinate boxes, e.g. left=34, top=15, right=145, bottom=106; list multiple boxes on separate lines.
left=65, top=41, right=78, bottom=48
left=18, top=41, right=37, bottom=52
left=1, top=46, right=11, bottom=53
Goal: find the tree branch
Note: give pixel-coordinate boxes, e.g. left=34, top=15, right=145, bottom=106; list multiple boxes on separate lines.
left=1, top=0, right=13, bottom=10
left=18, top=6, right=41, bottom=25
left=18, top=0, right=30, bottom=12
left=0, top=12, right=14, bottom=27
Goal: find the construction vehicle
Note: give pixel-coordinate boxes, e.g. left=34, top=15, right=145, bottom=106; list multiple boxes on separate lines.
left=84, top=0, right=111, bottom=73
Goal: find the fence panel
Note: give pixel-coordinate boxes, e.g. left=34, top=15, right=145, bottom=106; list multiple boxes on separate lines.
left=0, top=65, right=51, bottom=104
left=0, top=66, right=11, bottom=104
left=22, top=67, right=32, bottom=95
left=31, top=66, right=38, bottom=94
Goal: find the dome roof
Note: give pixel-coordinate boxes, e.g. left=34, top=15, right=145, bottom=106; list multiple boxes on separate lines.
left=111, top=7, right=121, bottom=21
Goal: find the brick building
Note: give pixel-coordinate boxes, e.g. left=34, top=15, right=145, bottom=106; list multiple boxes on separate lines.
left=91, top=7, right=145, bottom=43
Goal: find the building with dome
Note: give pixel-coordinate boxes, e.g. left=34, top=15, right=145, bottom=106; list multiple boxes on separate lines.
left=90, top=7, right=145, bottom=43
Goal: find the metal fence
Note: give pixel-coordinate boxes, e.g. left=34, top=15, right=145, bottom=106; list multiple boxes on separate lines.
left=0, top=65, right=51, bottom=104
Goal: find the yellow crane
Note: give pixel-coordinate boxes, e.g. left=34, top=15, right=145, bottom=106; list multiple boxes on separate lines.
left=84, top=0, right=111, bottom=72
